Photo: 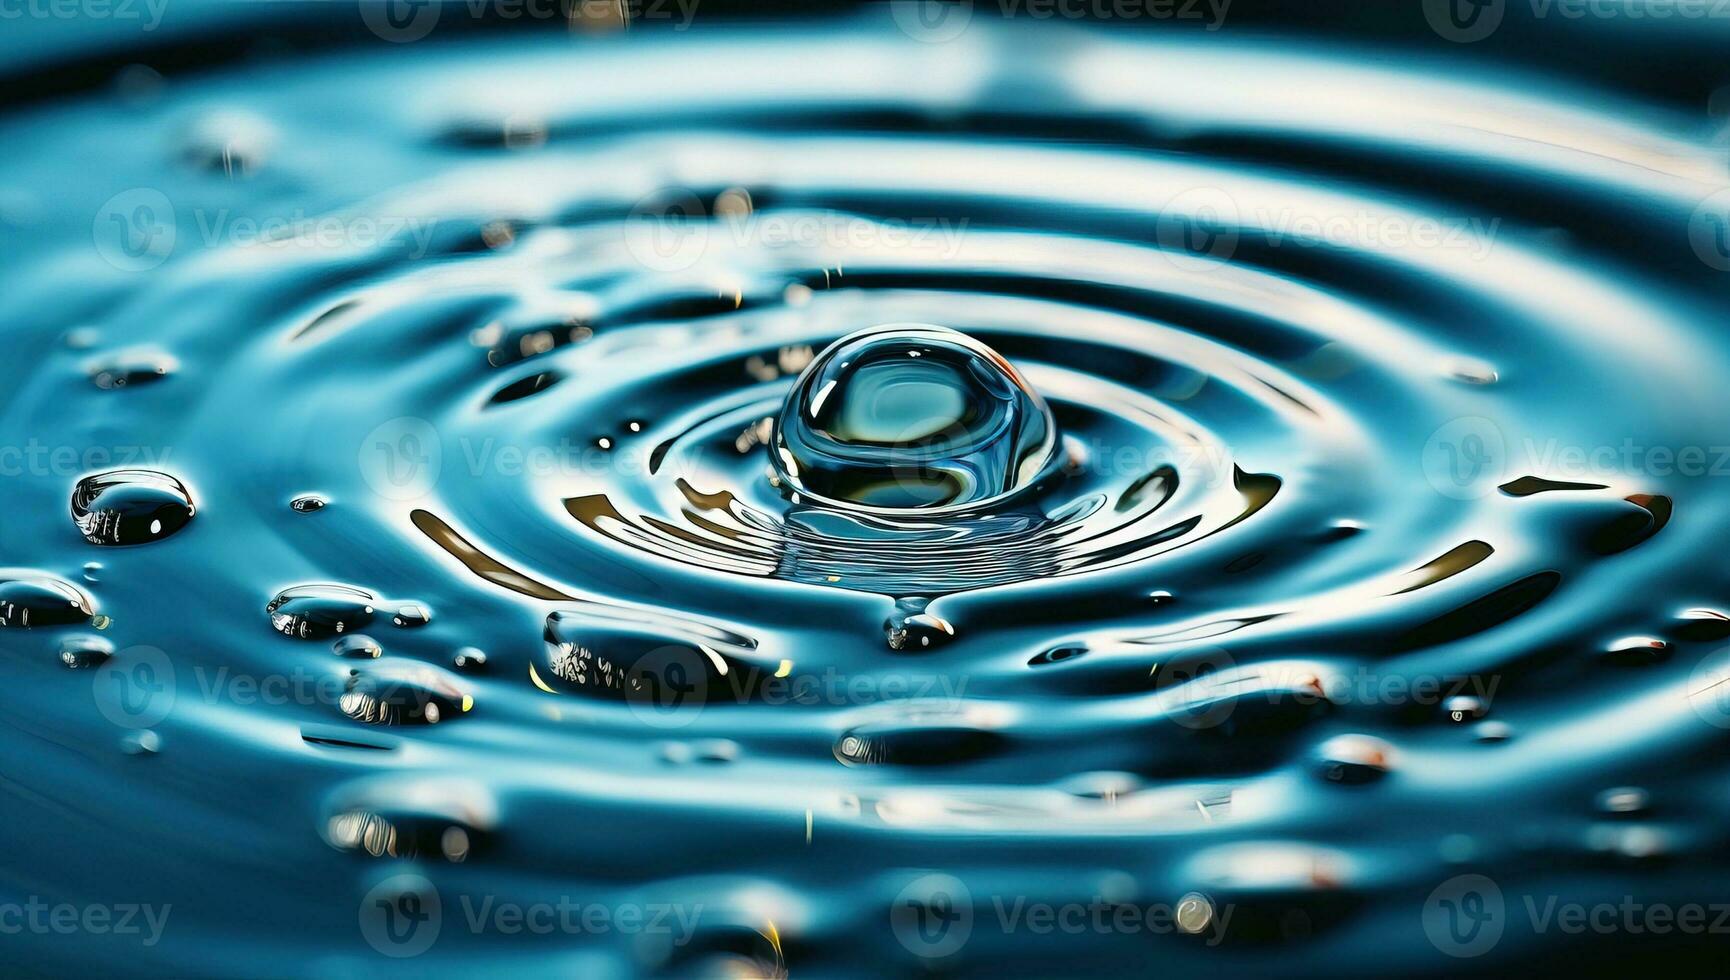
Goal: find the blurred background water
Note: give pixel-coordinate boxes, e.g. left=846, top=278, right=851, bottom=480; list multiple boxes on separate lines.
left=4, top=1, right=1730, bottom=976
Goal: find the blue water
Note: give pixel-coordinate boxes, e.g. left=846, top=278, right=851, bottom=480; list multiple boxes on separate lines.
left=4, top=5, right=1730, bottom=977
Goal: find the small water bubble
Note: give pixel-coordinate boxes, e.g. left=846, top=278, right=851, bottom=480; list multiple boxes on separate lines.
left=1675, top=607, right=1730, bottom=642
left=1314, top=734, right=1395, bottom=784
left=884, top=598, right=954, bottom=651
left=340, top=662, right=473, bottom=726
left=1443, top=695, right=1487, bottom=723
left=87, top=349, right=176, bottom=389
left=290, top=494, right=328, bottom=513
left=333, top=635, right=383, bottom=659
left=81, top=562, right=101, bottom=583
left=266, top=584, right=376, bottom=639
left=452, top=647, right=488, bottom=673
left=71, top=469, right=195, bottom=545
left=1444, top=358, right=1499, bottom=385
left=1602, top=635, right=1670, bottom=666
left=181, top=109, right=275, bottom=177
left=388, top=603, right=432, bottom=629
left=1473, top=720, right=1514, bottom=743
left=771, top=324, right=1057, bottom=510
left=0, top=572, right=96, bottom=628
left=1595, top=786, right=1650, bottom=816
left=120, top=729, right=161, bottom=755
left=58, top=634, right=114, bottom=669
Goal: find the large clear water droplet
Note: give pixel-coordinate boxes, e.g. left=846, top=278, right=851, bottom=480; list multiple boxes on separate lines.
left=770, top=324, right=1057, bottom=511
left=71, top=469, right=195, bottom=545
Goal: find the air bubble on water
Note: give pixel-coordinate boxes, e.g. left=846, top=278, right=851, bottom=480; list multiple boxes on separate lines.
left=1444, top=358, right=1499, bottom=385
left=1595, top=786, right=1650, bottom=816
left=1148, top=590, right=1175, bottom=605
left=452, top=647, right=488, bottom=673
left=1442, top=695, right=1487, bottom=723
left=59, top=634, right=114, bottom=669
left=1601, top=635, right=1670, bottom=665
left=290, top=494, right=328, bottom=513
left=71, top=469, right=195, bottom=546
left=181, top=109, right=275, bottom=177
left=81, top=562, right=101, bottom=583
left=340, top=662, right=473, bottom=726
left=0, top=572, right=96, bottom=628
left=1058, top=771, right=1144, bottom=802
left=771, top=324, right=1058, bottom=511
left=266, top=584, right=378, bottom=640
left=1314, top=734, right=1394, bottom=784
left=322, top=778, right=495, bottom=858
left=87, top=349, right=176, bottom=389
left=120, top=730, right=161, bottom=755
left=1028, top=643, right=1087, bottom=667
left=389, top=603, right=432, bottom=628
left=333, top=635, right=382, bottom=660
left=884, top=597, right=954, bottom=651
left=1675, top=607, right=1730, bottom=641
left=1473, top=721, right=1514, bottom=743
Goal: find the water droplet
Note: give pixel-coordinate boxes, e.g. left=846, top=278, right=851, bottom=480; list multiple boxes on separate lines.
left=322, top=778, right=495, bottom=858
left=340, top=662, right=472, bottom=725
left=1473, top=721, right=1514, bottom=743
left=333, top=635, right=382, bottom=659
left=81, top=562, right=101, bottom=583
left=181, top=109, right=275, bottom=177
left=87, top=348, right=176, bottom=389
left=1443, top=695, right=1488, bottom=723
left=452, top=647, right=488, bottom=673
left=120, top=729, right=161, bottom=755
left=1602, top=635, right=1670, bottom=666
left=1675, top=607, right=1730, bottom=641
left=0, top=572, right=95, bottom=627
left=59, top=634, right=114, bottom=669
left=289, top=494, right=328, bottom=513
left=266, top=584, right=376, bottom=639
left=1314, top=734, right=1395, bottom=783
left=71, top=469, right=195, bottom=545
left=389, top=603, right=432, bottom=628
left=771, top=324, right=1057, bottom=510
left=884, top=598, right=954, bottom=651
left=834, top=710, right=1004, bottom=767
left=266, top=585, right=429, bottom=640
left=1595, top=786, right=1650, bottom=815
left=1444, top=358, right=1499, bottom=385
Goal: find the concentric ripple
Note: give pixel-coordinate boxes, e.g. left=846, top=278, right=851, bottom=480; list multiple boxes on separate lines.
left=4, top=19, right=1730, bottom=978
